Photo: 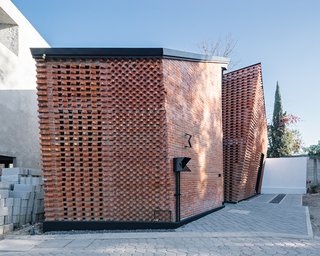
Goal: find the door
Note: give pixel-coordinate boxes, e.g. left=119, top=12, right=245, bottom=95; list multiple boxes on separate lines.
left=255, top=153, right=265, bottom=194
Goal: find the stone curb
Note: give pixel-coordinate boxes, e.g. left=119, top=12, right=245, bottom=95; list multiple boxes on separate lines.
left=305, top=206, right=314, bottom=237
left=3, top=231, right=314, bottom=241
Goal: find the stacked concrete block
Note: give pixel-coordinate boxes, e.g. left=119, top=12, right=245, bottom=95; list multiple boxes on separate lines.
left=0, top=181, right=13, bottom=234
left=0, top=168, right=43, bottom=234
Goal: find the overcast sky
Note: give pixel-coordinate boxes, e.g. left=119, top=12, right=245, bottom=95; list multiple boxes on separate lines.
left=12, top=0, right=320, bottom=146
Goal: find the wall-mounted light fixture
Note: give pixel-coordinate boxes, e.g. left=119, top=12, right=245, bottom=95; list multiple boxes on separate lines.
left=173, top=157, right=191, bottom=172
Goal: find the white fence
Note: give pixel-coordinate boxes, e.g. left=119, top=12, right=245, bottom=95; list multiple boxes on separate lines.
left=261, top=157, right=307, bottom=194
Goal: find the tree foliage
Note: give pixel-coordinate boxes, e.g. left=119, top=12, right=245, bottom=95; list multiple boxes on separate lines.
left=268, top=83, right=303, bottom=157
left=268, top=82, right=285, bottom=157
left=304, top=141, right=320, bottom=157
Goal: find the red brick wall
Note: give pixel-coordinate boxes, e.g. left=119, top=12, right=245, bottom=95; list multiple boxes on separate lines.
left=163, top=59, right=224, bottom=219
left=35, top=56, right=225, bottom=223
left=222, top=64, right=268, bottom=202
left=36, top=58, right=174, bottom=222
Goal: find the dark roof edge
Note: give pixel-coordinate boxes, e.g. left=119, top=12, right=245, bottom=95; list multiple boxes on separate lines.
left=223, top=62, right=261, bottom=75
left=30, top=48, right=229, bottom=64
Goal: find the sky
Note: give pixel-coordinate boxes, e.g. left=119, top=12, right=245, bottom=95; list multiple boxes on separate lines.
left=12, top=0, right=320, bottom=147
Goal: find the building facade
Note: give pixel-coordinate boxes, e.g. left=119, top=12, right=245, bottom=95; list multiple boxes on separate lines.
left=32, top=48, right=228, bottom=231
left=222, top=63, right=268, bottom=203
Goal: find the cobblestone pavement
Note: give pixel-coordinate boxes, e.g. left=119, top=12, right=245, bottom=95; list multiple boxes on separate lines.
left=0, top=194, right=318, bottom=255
left=1, top=234, right=320, bottom=256
left=178, top=194, right=311, bottom=236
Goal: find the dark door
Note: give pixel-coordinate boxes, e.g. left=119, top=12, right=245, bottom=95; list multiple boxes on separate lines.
left=0, top=155, right=14, bottom=168
left=255, top=153, right=264, bottom=194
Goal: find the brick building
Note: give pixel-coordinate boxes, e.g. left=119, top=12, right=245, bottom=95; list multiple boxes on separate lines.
left=222, top=63, right=268, bottom=203
left=31, top=48, right=228, bottom=231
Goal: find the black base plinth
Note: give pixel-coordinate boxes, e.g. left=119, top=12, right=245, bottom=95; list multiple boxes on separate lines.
left=43, top=205, right=224, bottom=232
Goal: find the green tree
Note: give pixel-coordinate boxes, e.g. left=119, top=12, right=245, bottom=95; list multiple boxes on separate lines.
left=304, top=142, right=320, bottom=188
left=268, top=82, right=286, bottom=157
left=268, top=82, right=303, bottom=157
left=304, top=141, right=320, bottom=157
left=283, top=128, right=303, bottom=155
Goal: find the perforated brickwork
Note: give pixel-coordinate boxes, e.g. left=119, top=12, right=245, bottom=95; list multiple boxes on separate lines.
left=222, top=63, right=268, bottom=203
left=103, top=59, right=169, bottom=221
left=37, top=60, right=106, bottom=221
left=35, top=53, right=226, bottom=224
left=36, top=58, right=171, bottom=222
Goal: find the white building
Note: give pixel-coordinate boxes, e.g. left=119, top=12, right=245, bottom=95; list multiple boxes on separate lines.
left=0, top=0, right=49, bottom=168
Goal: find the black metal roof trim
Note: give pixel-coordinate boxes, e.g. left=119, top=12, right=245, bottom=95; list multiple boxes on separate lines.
left=30, top=48, right=229, bottom=63
left=223, top=62, right=262, bottom=75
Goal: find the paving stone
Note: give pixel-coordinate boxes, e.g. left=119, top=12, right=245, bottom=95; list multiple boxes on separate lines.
left=0, top=239, right=41, bottom=252
left=65, top=239, right=94, bottom=249
left=2, top=236, right=320, bottom=256
left=0, top=194, right=317, bottom=255
left=36, top=239, right=73, bottom=248
left=177, top=194, right=310, bottom=236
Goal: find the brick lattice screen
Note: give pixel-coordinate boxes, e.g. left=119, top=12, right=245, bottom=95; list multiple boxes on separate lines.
left=34, top=51, right=227, bottom=224
left=37, top=58, right=171, bottom=222
left=222, top=63, right=268, bottom=203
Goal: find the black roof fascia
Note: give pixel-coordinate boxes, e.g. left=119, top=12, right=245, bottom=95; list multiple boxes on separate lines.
left=30, top=48, right=228, bottom=63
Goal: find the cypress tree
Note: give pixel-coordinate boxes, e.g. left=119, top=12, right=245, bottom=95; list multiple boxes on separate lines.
left=268, top=82, right=286, bottom=157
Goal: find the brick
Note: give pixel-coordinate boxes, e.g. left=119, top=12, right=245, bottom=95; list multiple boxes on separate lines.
left=3, top=223, right=13, bottom=234
left=19, top=215, right=26, bottom=225
left=14, top=184, right=35, bottom=192
left=0, top=216, right=4, bottom=225
left=222, top=64, right=268, bottom=202
left=1, top=168, right=27, bottom=176
left=13, top=198, right=21, bottom=207
left=34, top=54, right=227, bottom=223
left=0, top=190, right=9, bottom=199
left=28, top=169, right=42, bottom=176
left=5, top=214, right=12, bottom=224
left=163, top=59, right=224, bottom=219
left=5, top=198, right=14, bottom=207
left=0, top=182, right=11, bottom=189
left=0, top=207, right=9, bottom=215
left=1, top=175, right=20, bottom=184
left=12, top=215, right=20, bottom=224
left=9, top=191, right=31, bottom=200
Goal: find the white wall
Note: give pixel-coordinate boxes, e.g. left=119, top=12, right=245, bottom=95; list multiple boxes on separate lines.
left=0, top=0, right=49, bottom=90
left=261, top=157, right=307, bottom=194
left=0, top=0, right=49, bottom=168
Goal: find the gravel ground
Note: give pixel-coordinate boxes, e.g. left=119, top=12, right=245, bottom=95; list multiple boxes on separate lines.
left=8, top=223, right=43, bottom=236
left=303, top=192, right=320, bottom=237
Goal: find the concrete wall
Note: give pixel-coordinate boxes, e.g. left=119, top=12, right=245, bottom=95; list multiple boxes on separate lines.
left=261, top=157, right=307, bottom=194
left=0, top=0, right=49, bottom=168
left=0, top=90, right=40, bottom=168
left=307, top=158, right=320, bottom=188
